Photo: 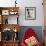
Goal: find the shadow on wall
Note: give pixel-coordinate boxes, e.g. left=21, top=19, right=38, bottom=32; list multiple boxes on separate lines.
left=18, top=26, right=43, bottom=44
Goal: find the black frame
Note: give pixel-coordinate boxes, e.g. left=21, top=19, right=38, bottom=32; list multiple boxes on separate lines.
left=25, top=7, right=36, bottom=20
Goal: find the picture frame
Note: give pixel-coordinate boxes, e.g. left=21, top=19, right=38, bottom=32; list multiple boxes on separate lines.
left=9, top=10, right=18, bottom=15
left=25, top=7, right=36, bottom=20
left=2, top=10, right=9, bottom=15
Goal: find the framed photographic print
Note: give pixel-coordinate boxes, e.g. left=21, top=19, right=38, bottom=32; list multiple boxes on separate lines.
left=2, top=10, right=9, bottom=15
left=25, top=7, right=36, bottom=20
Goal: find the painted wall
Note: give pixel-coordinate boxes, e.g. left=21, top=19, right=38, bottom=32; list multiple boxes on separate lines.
left=18, top=0, right=44, bottom=26
left=0, top=0, right=44, bottom=26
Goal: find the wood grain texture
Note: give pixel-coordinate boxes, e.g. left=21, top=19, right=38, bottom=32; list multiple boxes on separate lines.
left=0, top=41, right=19, bottom=46
left=43, top=0, right=46, bottom=26
left=0, top=24, right=20, bottom=32
left=43, top=0, right=46, bottom=44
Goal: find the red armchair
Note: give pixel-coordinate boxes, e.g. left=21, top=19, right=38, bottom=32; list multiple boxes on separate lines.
left=21, top=28, right=41, bottom=46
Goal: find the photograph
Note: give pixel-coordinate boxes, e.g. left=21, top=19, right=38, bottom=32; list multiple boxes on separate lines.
left=25, top=7, right=36, bottom=20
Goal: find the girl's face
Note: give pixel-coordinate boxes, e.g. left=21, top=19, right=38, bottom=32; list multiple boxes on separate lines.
left=25, top=36, right=38, bottom=46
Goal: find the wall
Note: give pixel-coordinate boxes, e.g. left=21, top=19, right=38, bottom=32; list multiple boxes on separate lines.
left=0, top=0, right=44, bottom=26
left=18, top=0, right=44, bottom=26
